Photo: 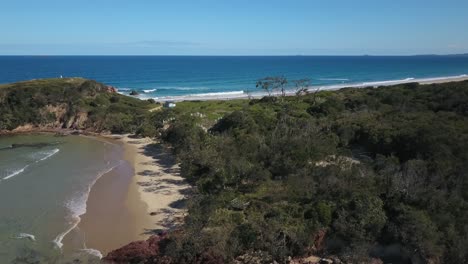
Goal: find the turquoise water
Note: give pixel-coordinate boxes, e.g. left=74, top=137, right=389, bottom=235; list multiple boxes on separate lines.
left=0, top=56, right=467, bottom=99
left=0, top=134, right=122, bottom=263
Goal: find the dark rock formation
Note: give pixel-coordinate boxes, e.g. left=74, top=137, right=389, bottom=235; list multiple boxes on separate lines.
left=104, top=233, right=167, bottom=263
left=130, top=90, right=139, bottom=96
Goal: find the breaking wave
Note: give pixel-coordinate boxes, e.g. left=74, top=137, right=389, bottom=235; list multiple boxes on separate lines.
left=188, top=90, right=245, bottom=97
left=15, top=233, right=36, bottom=241
left=143, top=89, right=157, bottom=93
left=318, top=78, right=350, bottom=81
left=80, top=248, right=103, bottom=259
left=52, top=161, right=123, bottom=249
left=158, top=86, right=211, bottom=91
left=2, top=165, right=29, bottom=180
left=2, top=148, right=61, bottom=181
left=36, top=148, right=60, bottom=162
left=360, top=78, right=415, bottom=86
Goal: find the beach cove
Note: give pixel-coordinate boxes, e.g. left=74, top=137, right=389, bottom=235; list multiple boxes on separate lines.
left=76, top=134, right=190, bottom=257
left=0, top=132, right=188, bottom=262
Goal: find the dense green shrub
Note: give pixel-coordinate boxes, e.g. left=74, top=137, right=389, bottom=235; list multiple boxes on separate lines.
left=152, top=81, right=468, bottom=263
left=0, top=78, right=151, bottom=133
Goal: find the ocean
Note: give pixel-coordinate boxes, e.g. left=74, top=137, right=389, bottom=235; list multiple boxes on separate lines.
left=0, top=134, right=123, bottom=263
left=1, top=56, right=468, bottom=100
left=1, top=55, right=468, bottom=262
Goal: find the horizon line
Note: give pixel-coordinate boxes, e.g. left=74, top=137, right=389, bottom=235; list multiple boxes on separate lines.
left=0, top=53, right=467, bottom=57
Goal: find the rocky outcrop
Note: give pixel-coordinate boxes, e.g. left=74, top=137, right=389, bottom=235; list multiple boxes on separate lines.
left=11, top=124, right=36, bottom=133
left=68, top=111, right=89, bottom=129
left=0, top=78, right=134, bottom=134
left=311, top=229, right=327, bottom=252
left=106, top=85, right=118, bottom=93
left=290, top=256, right=383, bottom=264
left=234, top=251, right=274, bottom=264
left=104, top=233, right=167, bottom=263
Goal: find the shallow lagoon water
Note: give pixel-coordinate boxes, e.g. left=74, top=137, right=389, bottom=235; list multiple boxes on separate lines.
left=0, top=134, right=122, bottom=263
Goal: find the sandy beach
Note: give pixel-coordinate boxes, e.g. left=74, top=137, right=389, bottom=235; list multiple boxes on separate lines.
left=119, top=135, right=190, bottom=231
left=151, top=74, right=468, bottom=102
left=74, top=135, right=190, bottom=256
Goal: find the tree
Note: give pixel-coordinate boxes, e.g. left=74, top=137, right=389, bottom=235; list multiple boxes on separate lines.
left=292, top=78, right=311, bottom=97
left=256, top=76, right=288, bottom=98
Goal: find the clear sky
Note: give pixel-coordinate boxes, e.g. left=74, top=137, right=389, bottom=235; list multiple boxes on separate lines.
left=1, top=0, right=468, bottom=55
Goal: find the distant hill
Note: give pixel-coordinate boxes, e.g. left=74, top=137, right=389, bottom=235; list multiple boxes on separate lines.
left=0, top=78, right=154, bottom=133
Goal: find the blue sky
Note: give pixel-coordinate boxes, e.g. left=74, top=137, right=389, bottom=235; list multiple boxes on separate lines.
left=1, top=0, right=467, bottom=55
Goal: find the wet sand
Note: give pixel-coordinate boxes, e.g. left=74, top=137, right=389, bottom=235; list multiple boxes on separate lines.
left=72, top=159, right=153, bottom=255
left=73, top=135, right=190, bottom=256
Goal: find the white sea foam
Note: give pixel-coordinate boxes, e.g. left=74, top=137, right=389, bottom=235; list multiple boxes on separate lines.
left=189, top=90, right=245, bottom=97
left=15, top=233, right=36, bottom=241
left=3, top=148, right=61, bottom=181
left=118, top=88, right=131, bottom=91
left=38, top=148, right=60, bottom=162
left=2, top=165, right=29, bottom=180
left=313, top=75, right=468, bottom=92
left=80, top=248, right=103, bottom=259
left=318, top=78, right=350, bottom=81
left=360, top=78, right=415, bottom=86
left=158, top=86, right=211, bottom=91
left=52, top=161, right=123, bottom=249
left=415, top=74, right=467, bottom=83
left=147, top=74, right=468, bottom=102
left=143, top=89, right=157, bottom=93
left=150, top=90, right=247, bottom=102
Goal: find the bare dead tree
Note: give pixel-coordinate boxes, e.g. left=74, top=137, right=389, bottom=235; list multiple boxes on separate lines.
left=292, top=78, right=311, bottom=97
left=256, top=76, right=288, bottom=98
left=245, top=90, right=253, bottom=100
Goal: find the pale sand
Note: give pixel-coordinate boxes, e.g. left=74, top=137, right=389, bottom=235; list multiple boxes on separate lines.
left=418, top=76, right=468, bottom=84
left=74, top=135, right=189, bottom=256
left=152, top=75, right=468, bottom=102
left=118, top=135, right=190, bottom=231
left=70, top=160, right=153, bottom=255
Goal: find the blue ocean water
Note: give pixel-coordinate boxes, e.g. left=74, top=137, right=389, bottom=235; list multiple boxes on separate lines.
left=1, top=56, right=468, bottom=99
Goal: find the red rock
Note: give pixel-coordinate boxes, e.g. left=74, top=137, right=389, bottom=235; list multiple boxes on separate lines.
left=106, top=86, right=118, bottom=93
left=103, top=233, right=167, bottom=263
left=312, top=229, right=327, bottom=252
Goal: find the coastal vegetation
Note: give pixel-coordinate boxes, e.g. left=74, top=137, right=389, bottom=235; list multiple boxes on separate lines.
left=1, top=78, right=468, bottom=263
left=0, top=78, right=154, bottom=133
left=132, top=80, right=468, bottom=263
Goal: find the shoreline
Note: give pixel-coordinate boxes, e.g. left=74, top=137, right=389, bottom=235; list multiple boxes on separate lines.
left=138, top=74, right=468, bottom=102
left=0, top=131, right=189, bottom=258
left=1, top=75, right=467, bottom=258
left=115, top=135, right=190, bottom=231
left=74, top=134, right=190, bottom=257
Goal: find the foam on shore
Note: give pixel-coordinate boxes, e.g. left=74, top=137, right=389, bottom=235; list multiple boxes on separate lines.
left=15, top=233, right=36, bottom=241
left=149, top=74, right=468, bottom=102
left=2, top=165, right=29, bottom=180
left=52, top=161, right=123, bottom=249
left=1, top=148, right=60, bottom=181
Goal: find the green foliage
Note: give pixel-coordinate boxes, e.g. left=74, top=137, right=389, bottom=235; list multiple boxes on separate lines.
left=151, top=80, right=468, bottom=263
left=393, top=205, right=442, bottom=258
left=0, top=78, right=152, bottom=133
left=4, top=78, right=468, bottom=263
